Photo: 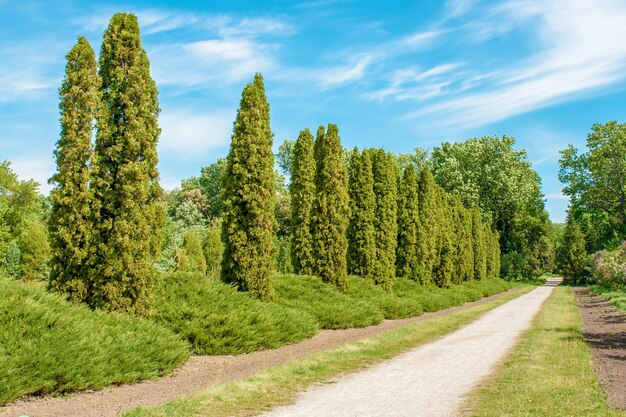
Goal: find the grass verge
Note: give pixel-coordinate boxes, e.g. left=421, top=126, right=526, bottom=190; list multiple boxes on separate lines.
left=0, top=275, right=190, bottom=405
left=461, top=286, right=625, bottom=417
left=124, top=286, right=532, bottom=417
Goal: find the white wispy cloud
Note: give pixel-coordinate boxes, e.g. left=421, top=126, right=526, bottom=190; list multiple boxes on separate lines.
left=158, top=109, right=233, bottom=158
left=399, top=0, right=626, bottom=128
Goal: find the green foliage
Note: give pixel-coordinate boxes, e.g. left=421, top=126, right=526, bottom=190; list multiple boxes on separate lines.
left=18, top=220, right=50, bottom=280
left=198, top=158, right=227, bottom=218
left=202, top=220, right=223, bottom=276
left=221, top=74, right=276, bottom=300
left=276, top=138, right=296, bottom=177
left=275, top=177, right=291, bottom=238
left=471, top=206, right=487, bottom=280
left=559, top=121, right=626, bottom=251
left=4, top=240, right=20, bottom=278
left=175, top=230, right=206, bottom=274
left=347, top=276, right=423, bottom=319
left=0, top=274, right=189, bottom=405
left=90, top=13, right=164, bottom=315
left=273, top=274, right=382, bottom=329
left=431, top=136, right=551, bottom=278
left=370, top=149, right=398, bottom=289
left=311, top=124, right=349, bottom=290
left=152, top=272, right=317, bottom=355
left=347, top=148, right=376, bottom=279
left=290, top=129, right=316, bottom=275
left=416, top=166, right=440, bottom=284
left=0, top=161, right=40, bottom=272
left=591, top=242, right=626, bottom=289
left=396, top=164, right=420, bottom=280
left=556, top=216, right=590, bottom=284
left=48, top=36, right=99, bottom=298
left=275, top=236, right=293, bottom=274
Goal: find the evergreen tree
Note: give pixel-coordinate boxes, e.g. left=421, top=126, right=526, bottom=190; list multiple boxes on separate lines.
left=371, top=149, right=398, bottom=289
left=416, top=166, right=440, bottom=285
left=449, top=196, right=473, bottom=283
left=312, top=124, right=349, bottom=290
left=484, top=227, right=496, bottom=279
left=471, top=206, right=487, bottom=280
left=556, top=216, right=589, bottom=283
left=347, top=148, right=376, bottom=278
left=396, top=164, right=420, bottom=280
left=221, top=74, right=276, bottom=299
left=434, top=189, right=453, bottom=287
left=290, top=128, right=316, bottom=275
left=90, top=14, right=164, bottom=315
left=49, top=36, right=99, bottom=302
left=177, top=230, right=206, bottom=274
left=494, top=230, right=501, bottom=278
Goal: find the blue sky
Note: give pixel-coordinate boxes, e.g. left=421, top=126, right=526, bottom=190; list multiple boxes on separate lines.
left=2, top=0, right=626, bottom=223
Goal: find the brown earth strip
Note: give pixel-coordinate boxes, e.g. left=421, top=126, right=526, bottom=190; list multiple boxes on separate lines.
left=1, top=287, right=525, bottom=417
left=573, top=286, right=626, bottom=410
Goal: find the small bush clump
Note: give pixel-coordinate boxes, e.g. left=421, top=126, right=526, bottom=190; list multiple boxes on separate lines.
left=347, top=276, right=422, bottom=319
left=273, top=274, right=384, bottom=329
left=152, top=272, right=319, bottom=354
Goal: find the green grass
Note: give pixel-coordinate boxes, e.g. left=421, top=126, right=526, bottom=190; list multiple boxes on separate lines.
left=589, top=285, right=626, bottom=311
left=0, top=275, right=190, bottom=405
left=462, top=286, right=626, bottom=417
left=273, top=274, right=384, bottom=329
left=347, top=276, right=423, bottom=319
left=124, top=286, right=532, bottom=417
left=152, top=273, right=320, bottom=355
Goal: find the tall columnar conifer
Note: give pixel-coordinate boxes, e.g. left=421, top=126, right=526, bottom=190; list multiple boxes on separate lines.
left=49, top=36, right=100, bottom=302
left=221, top=74, right=275, bottom=299
left=485, top=227, right=497, bottom=279
left=90, top=13, right=164, bottom=315
left=396, top=164, right=420, bottom=280
left=416, top=166, right=440, bottom=285
left=449, top=196, right=474, bottom=283
left=312, top=124, right=349, bottom=290
left=347, top=148, right=376, bottom=278
left=471, top=206, right=487, bottom=280
left=290, top=128, right=316, bottom=275
left=434, top=189, right=453, bottom=287
left=371, top=149, right=398, bottom=289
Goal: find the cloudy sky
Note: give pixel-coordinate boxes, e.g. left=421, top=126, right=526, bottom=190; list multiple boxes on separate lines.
left=2, top=0, right=626, bottom=222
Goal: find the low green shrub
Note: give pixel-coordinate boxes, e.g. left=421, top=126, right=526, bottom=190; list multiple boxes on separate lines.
left=347, top=276, right=423, bottom=319
left=273, top=274, right=384, bottom=329
left=152, top=272, right=319, bottom=355
left=0, top=275, right=189, bottom=405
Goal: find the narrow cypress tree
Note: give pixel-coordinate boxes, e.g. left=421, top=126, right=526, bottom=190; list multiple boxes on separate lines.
left=177, top=230, right=207, bottom=274
left=49, top=36, right=100, bottom=302
left=371, top=149, right=398, bottom=289
left=290, top=128, right=316, bottom=275
left=493, top=230, right=501, bottom=278
left=448, top=196, right=466, bottom=284
left=485, top=227, right=496, bottom=279
left=471, top=206, right=487, bottom=280
left=221, top=74, right=275, bottom=299
left=458, top=203, right=475, bottom=281
left=311, top=124, right=349, bottom=290
left=396, top=164, right=420, bottom=280
left=90, top=13, right=164, bottom=315
left=416, top=166, right=440, bottom=285
left=347, top=148, right=376, bottom=278
left=434, top=189, right=453, bottom=287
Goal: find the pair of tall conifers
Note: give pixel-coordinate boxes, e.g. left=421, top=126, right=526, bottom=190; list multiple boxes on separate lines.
left=220, top=84, right=352, bottom=298
left=49, top=13, right=162, bottom=315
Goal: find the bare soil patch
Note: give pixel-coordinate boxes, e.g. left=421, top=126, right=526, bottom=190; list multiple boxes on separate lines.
left=1, top=288, right=523, bottom=417
left=573, top=286, right=626, bottom=410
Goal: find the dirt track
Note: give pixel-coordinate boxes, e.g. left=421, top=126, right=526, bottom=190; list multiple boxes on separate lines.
left=263, top=279, right=560, bottom=417
left=1, top=288, right=526, bottom=417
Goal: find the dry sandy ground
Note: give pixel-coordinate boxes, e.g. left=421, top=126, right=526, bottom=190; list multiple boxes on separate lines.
left=1, top=288, right=524, bottom=417
left=263, top=278, right=561, bottom=417
left=574, top=287, right=626, bottom=410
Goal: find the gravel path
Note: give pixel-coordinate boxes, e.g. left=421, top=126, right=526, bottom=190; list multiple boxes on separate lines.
left=1, top=288, right=524, bottom=417
left=263, top=278, right=561, bottom=417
